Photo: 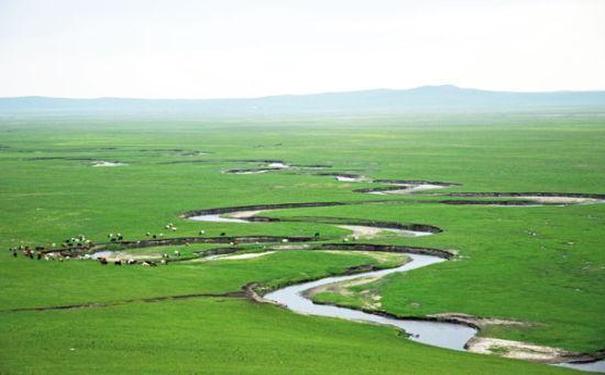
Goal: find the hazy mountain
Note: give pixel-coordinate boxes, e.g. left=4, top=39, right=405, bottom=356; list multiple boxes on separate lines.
left=1, top=85, right=604, bottom=116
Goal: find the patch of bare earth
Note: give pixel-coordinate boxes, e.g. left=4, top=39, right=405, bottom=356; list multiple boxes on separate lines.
left=465, top=337, right=585, bottom=363
left=319, top=250, right=409, bottom=266
left=517, top=196, right=603, bottom=205
left=337, top=225, right=429, bottom=239
left=429, top=312, right=527, bottom=328
left=432, top=313, right=601, bottom=363
left=224, top=210, right=265, bottom=219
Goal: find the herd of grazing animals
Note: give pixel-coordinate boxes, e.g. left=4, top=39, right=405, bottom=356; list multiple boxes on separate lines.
left=9, top=225, right=189, bottom=267
left=10, top=223, right=318, bottom=267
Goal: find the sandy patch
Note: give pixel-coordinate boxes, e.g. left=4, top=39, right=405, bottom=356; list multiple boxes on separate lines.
left=233, top=170, right=270, bottom=174
left=518, top=196, right=603, bottom=205
left=336, top=175, right=366, bottom=182
left=225, top=210, right=265, bottom=219
left=429, top=313, right=527, bottom=328
left=466, top=337, right=580, bottom=363
left=338, top=225, right=432, bottom=239
left=319, top=250, right=409, bottom=267
left=389, top=184, right=446, bottom=194
left=92, top=161, right=126, bottom=167
left=189, top=214, right=249, bottom=223
left=267, top=162, right=289, bottom=169
left=407, top=184, right=448, bottom=193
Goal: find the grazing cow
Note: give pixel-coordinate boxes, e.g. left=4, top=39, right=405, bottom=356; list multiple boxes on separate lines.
left=114, top=259, right=122, bottom=265
left=127, top=259, right=137, bottom=265
left=314, top=232, right=320, bottom=239
left=99, top=257, right=108, bottom=265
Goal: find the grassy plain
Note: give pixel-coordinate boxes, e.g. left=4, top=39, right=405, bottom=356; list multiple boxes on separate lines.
left=0, top=113, right=603, bottom=373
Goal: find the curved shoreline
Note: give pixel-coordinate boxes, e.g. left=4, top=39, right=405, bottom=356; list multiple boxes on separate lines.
left=442, top=192, right=605, bottom=206
left=263, top=252, right=477, bottom=351
left=258, top=247, right=605, bottom=368
left=447, top=192, right=605, bottom=199
left=183, top=202, right=443, bottom=236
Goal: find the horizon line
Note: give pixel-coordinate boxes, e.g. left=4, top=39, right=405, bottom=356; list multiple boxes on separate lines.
left=2, top=84, right=605, bottom=101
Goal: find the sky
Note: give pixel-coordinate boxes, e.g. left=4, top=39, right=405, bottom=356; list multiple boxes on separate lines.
left=0, top=0, right=604, bottom=98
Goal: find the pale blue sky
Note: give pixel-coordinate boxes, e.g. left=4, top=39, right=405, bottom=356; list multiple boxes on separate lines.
left=1, top=0, right=604, bottom=98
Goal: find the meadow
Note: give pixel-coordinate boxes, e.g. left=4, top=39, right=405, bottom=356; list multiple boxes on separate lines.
left=0, top=112, right=603, bottom=373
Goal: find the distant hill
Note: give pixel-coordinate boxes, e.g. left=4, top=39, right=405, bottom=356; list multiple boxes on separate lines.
left=1, top=85, right=605, bottom=116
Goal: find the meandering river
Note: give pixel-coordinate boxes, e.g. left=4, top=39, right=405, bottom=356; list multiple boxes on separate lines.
left=265, top=253, right=477, bottom=351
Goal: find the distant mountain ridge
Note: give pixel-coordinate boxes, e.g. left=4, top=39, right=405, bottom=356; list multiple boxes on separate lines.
left=1, top=85, right=604, bottom=115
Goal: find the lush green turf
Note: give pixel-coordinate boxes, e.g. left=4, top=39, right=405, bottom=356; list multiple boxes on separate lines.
left=1, top=113, right=603, bottom=373
left=1, top=298, right=568, bottom=374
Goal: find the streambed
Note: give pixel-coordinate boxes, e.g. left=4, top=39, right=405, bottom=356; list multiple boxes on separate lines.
left=264, top=253, right=477, bottom=351
left=263, top=252, right=603, bottom=370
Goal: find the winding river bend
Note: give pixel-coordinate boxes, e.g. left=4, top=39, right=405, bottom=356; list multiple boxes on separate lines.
left=264, top=253, right=605, bottom=372
left=264, top=253, right=477, bottom=351
left=182, top=194, right=605, bottom=371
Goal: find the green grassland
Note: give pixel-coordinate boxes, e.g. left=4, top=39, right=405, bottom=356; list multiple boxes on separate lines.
left=0, top=113, right=603, bottom=373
